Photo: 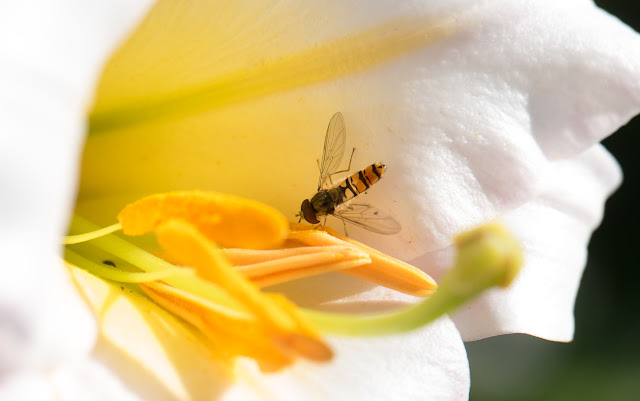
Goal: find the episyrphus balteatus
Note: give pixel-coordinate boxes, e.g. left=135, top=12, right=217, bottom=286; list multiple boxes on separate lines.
left=298, top=112, right=402, bottom=235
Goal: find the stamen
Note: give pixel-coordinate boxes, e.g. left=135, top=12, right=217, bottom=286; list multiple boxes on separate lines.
left=154, top=219, right=332, bottom=363
left=63, top=222, right=122, bottom=244
left=222, top=246, right=363, bottom=264
left=264, top=293, right=333, bottom=361
left=117, top=191, right=289, bottom=249
left=140, top=281, right=255, bottom=324
left=68, top=215, right=330, bottom=371
left=288, top=227, right=437, bottom=297
left=250, top=257, right=371, bottom=288
left=227, top=246, right=371, bottom=286
left=140, top=282, right=296, bottom=372
left=156, top=220, right=299, bottom=332
left=69, top=216, right=251, bottom=315
left=65, top=249, right=195, bottom=283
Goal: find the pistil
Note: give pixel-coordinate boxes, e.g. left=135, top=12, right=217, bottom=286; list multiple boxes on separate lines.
left=303, top=223, right=522, bottom=336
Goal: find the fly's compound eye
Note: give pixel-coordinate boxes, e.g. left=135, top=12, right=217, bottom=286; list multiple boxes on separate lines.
left=300, top=199, right=320, bottom=224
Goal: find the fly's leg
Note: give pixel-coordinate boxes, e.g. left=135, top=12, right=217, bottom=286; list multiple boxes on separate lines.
left=311, top=217, right=328, bottom=232
left=328, top=147, right=356, bottom=186
left=342, top=219, right=349, bottom=237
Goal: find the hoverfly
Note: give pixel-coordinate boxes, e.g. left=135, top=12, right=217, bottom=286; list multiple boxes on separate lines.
left=298, top=112, right=401, bottom=235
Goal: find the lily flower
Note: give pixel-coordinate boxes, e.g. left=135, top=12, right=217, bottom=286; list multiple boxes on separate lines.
left=2, top=1, right=640, bottom=401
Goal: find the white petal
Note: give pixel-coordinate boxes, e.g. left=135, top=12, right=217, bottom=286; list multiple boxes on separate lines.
left=50, top=359, right=145, bottom=401
left=0, top=0, right=153, bottom=378
left=225, top=318, right=469, bottom=401
left=79, top=0, right=640, bottom=263
left=0, top=358, right=145, bottom=401
left=450, top=144, right=622, bottom=341
left=338, top=0, right=640, bottom=257
left=0, top=372, right=55, bottom=401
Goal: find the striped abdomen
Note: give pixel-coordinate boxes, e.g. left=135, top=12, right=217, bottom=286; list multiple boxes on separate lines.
left=338, top=162, right=386, bottom=202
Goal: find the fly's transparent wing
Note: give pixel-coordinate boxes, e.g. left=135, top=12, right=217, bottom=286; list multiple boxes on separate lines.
left=332, top=203, right=402, bottom=235
left=317, top=112, right=346, bottom=190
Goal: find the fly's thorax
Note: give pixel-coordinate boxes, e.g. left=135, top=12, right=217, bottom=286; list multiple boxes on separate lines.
left=310, top=189, right=342, bottom=216
left=338, top=162, right=386, bottom=201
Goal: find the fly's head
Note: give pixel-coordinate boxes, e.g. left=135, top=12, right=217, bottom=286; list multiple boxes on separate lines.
left=300, top=199, right=320, bottom=224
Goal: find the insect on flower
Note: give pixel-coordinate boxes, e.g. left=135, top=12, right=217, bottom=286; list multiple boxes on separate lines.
left=298, top=112, right=402, bottom=235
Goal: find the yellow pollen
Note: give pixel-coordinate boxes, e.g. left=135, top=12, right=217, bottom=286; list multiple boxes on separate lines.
left=117, top=191, right=289, bottom=249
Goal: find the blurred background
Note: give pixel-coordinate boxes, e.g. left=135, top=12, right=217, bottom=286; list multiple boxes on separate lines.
left=467, top=1, right=640, bottom=400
